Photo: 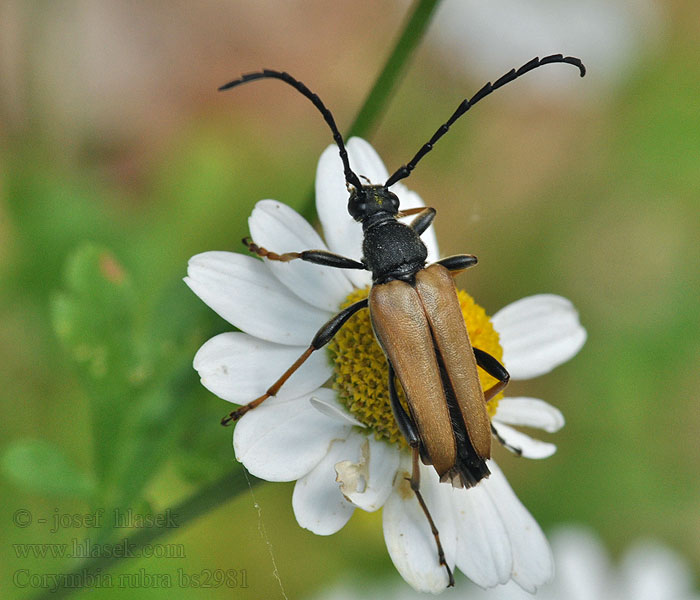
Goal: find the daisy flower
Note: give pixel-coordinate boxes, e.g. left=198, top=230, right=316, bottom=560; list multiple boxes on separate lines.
left=430, top=0, right=663, bottom=98
left=497, top=527, right=700, bottom=600
left=316, top=527, right=700, bottom=600
left=185, top=138, right=586, bottom=594
left=457, top=527, right=700, bottom=600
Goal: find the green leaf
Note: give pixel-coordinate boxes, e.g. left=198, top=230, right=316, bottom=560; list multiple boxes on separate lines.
left=50, top=243, right=218, bottom=511
left=50, top=244, right=144, bottom=493
left=51, top=243, right=139, bottom=380
left=2, top=439, right=95, bottom=498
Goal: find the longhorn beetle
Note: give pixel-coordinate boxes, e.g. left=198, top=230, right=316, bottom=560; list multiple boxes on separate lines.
left=218, top=54, right=586, bottom=587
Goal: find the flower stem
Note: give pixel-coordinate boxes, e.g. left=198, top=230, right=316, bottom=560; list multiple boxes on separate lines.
left=32, top=468, right=260, bottom=600
left=346, top=0, right=441, bottom=139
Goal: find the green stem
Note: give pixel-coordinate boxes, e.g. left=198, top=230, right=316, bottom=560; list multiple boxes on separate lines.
left=347, top=0, right=441, bottom=139
left=33, top=469, right=260, bottom=600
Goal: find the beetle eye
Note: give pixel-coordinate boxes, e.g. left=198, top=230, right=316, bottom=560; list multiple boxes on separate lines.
left=388, top=192, right=400, bottom=211
left=347, top=189, right=365, bottom=220
left=347, top=198, right=367, bottom=220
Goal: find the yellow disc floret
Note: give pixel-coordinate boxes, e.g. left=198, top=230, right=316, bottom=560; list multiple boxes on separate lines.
left=327, top=285, right=505, bottom=446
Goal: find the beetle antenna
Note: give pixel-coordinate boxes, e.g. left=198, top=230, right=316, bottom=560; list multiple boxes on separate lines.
left=385, top=54, right=586, bottom=187
left=219, top=70, right=363, bottom=190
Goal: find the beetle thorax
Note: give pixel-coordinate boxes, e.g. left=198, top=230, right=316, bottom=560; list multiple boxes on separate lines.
left=347, top=184, right=427, bottom=283
left=362, top=220, right=428, bottom=284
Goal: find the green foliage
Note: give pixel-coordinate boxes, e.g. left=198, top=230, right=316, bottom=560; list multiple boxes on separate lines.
left=51, top=244, right=138, bottom=385
left=51, top=245, right=142, bottom=496
left=1, top=439, right=95, bottom=499
left=46, top=243, right=220, bottom=512
left=2, top=156, right=120, bottom=298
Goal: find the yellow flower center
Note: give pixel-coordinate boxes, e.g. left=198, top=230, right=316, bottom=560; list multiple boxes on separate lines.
left=327, top=286, right=504, bottom=447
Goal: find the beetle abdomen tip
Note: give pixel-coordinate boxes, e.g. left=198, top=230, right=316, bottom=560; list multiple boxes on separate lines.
left=440, top=461, right=491, bottom=489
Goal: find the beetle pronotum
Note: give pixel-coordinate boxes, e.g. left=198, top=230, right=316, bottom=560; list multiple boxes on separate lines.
left=218, top=54, right=586, bottom=586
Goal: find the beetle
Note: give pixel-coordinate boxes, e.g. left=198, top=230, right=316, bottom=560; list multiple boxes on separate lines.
left=217, top=54, right=586, bottom=586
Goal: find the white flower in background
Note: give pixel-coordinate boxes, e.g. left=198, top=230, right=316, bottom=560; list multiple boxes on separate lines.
left=467, top=528, right=700, bottom=600
left=185, top=138, right=586, bottom=593
left=430, top=0, right=663, bottom=98
left=518, top=528, right=700, bottom=600
left=316, top=527, right=700, bottom=600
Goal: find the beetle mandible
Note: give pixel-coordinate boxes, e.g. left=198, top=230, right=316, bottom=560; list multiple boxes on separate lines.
left=218, top=54, right=586, bottom=587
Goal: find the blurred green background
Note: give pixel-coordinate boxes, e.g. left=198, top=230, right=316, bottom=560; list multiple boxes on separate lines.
left=1, top=1, right=698, bottom=598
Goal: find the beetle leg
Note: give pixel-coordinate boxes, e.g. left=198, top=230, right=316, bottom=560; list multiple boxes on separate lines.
left=243, top=237, right=366, bottom=269
left=221, top=298, right=368, bottom=425
left=406, top=207, right=436, bottom=235
left=473, top=348, right=522, bottom=454
left=387, top=362, right=422, bottom=446
left=397, top=206, right=430, bottom=217
left=408, top=444, right=455, bottom=587
left=490, top=423, right=523, bottom=456
left=434, top=254, right=478, bottom=275
left=388, top=362, right=454, bottom=587
left=473, top=347, right=510, bottom=401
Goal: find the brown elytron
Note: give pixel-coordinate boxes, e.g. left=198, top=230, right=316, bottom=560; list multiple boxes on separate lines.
left=370, top=264, right=491, bottom=487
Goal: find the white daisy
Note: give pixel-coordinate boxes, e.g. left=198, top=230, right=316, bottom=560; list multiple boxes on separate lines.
left=454, top=527, right=700, bottom=600
left=430, top=0, right=664, bottom=99
left=185, top=138, right=586, bottom=594
left=317, top=527, right=700, bottom=600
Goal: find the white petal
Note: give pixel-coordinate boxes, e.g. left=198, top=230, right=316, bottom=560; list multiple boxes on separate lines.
left=483, top=461, right=554, bottom=592
left=491, top=422, right=557, bottom=459
left=315, top=138, right=392, bottom=288
left=309, top=396, right=367, bottom=428
left=452, top=480, right=513, bottom=588
left=548, top=527, right=610, bottom=600
left=335, top=433, right=400, bottom=512
left=382, top=457, right=456, bottom=593
left=233, top=389, right=351, bottom=482
left=494, top=397, right=565, bottom=433
left=315, top=143, right=362, bottom=263
left=249, top=200, right=354, bottom=311
left=491, top=294, right=586, bottom=380
left=620, top=542, right=697, bottom=600
left=314, top=143, right=368, bottom=289
left=347, top=136, right=391, bottom=184
left=185, top=251, right=331, bottom=345
left=393, top=183, right=440, bottom=263
left=292, top=435, right=357, bottom=535
left=194, top=332, right=331, bottom=403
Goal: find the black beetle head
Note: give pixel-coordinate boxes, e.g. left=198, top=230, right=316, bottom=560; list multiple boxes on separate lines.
left=347, top=185, right=400, bottom=222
